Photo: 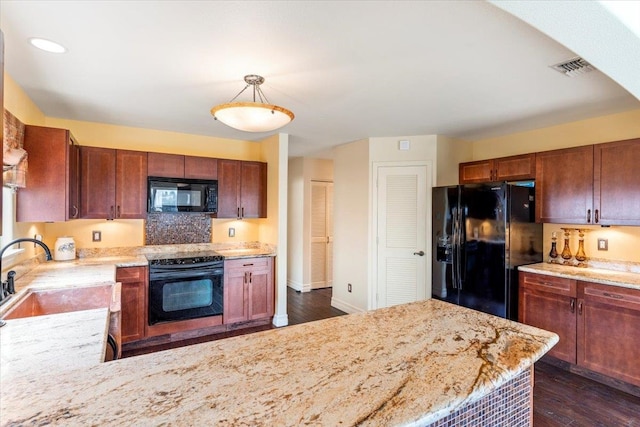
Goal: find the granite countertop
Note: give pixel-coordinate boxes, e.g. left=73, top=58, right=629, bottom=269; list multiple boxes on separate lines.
left=519, top=263, right=640, bottom=291
left=0, top=308, right=110, bottom=383
left=0, top=299, right=557, bottom=426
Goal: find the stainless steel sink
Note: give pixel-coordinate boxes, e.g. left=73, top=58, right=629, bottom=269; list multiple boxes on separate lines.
left=2, top=284, right=115, bottom=320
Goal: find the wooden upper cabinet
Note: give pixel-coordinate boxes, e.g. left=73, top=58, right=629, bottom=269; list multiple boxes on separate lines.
left=184, top=155, right=218, bottom=180
left=80, top=147, right=117, bottom=219
left=459, top=154, right=535, bottom=184
left=148, top=152, right=218, bottom=180
left=535, top=145, right=594, bottom=224
left=218, top=159, right=267, bottom=219
left=17, top=126, right=80, bottom=222
left=147, top=152, right=184, bottom=178
left=80, top=147, right=147, bottom=219
left=115, top=150, right=148, bottom=219
left=593, top=138, right=640, bottom=225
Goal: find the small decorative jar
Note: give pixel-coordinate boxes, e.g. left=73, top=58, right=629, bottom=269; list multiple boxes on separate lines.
left=54, top=236, right=76, bottom=261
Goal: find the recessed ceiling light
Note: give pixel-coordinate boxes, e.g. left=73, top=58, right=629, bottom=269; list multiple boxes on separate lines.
left=29, top=37, right=67, bottom=53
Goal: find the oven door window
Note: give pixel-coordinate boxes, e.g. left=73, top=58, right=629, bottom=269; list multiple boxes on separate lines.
left=149, top=273, right=223, bottom=325
left=163, top=279, right=213, bottom=312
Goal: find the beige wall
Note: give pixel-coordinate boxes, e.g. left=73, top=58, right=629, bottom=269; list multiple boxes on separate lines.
left=332, top=139, right=370, bottom=313
left=472, top=108, right=640, bottom=263
left=436, top=135, right=473, bottom=186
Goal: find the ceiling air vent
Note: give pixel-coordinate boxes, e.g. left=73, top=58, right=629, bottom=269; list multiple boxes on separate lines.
left=550, top=57, right=596, bottom=77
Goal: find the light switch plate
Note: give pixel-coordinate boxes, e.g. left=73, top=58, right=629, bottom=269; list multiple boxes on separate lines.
left=92, top=231, right=102, bottom=242
left=228, top=228, right=235, bottom=237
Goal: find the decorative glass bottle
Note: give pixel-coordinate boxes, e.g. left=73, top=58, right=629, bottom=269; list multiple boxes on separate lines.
left=574, top=229, right=587, bottom=267
left=560, top=228, right=572, bottom=265
left=548, top=231, right=558, bottom=263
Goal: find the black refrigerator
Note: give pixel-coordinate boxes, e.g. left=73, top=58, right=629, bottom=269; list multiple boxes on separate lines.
left=432, top=182, right=542, bottom=320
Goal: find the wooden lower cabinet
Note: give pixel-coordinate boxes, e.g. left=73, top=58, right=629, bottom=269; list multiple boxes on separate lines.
left=223, top=257, right=274, bottom=324
left=116, top=266, right=148, bottom=343
left=519, top=273, right=577, bottom=363
left=578, top=282, right=640, bottom=387
left=520, top=272, right=640, bottom=388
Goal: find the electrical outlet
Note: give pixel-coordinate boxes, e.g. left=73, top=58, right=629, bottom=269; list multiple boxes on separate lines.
left=597, top=238, right=608, bottom=251
left=92, top=231, right=102, bottom=242
left=228, top=227, right=235, bottom=237
left=348, top=283, right=352, bottom=293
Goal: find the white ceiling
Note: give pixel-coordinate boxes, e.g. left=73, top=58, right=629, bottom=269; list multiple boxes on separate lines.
left=1, top=1, right=639, bottom=158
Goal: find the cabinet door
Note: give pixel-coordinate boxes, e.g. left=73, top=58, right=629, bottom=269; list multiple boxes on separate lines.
left=578, top=282, right=640, bottom=387
left=80, top=147, right=116, bottom=219
left=459, top=159, right=493, bottom=184
left=223, top=261, right=248, bottom=324
left=147, top=152, right=184, bottom=178
left=185, top=156, right=218, bottom=180
left=247, top=257, right=274, bottom=320
left=218, top=159, right=241, bottom=218
left=18, top=126, right=78, bottom=222
left=115, top=150, right=147, bottom=219
left=535, top=146, right=594, bottom=224
left=240, top=161, right=267, bottom=218
left=519, top=273, right=577, bottom=363
left=494, top=153, right=536, bottom=181
left=116, top=266, right=147, bottom=343
left=594, top=138, right=640, bottom=225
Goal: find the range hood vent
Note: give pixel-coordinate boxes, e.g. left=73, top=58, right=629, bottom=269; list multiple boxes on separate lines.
left=550, top=57, right=596, bottom=77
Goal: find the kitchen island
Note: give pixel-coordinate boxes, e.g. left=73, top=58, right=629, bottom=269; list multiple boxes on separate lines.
left=1, top=297, right=557, bottom=426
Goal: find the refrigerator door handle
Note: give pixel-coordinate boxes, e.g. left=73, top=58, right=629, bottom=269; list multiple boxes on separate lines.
left=455, top=207, right=463, bottom=291
left=451, top=207, right=458, bottom=289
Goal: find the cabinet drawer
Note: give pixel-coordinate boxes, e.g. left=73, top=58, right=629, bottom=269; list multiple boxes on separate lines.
left=225, top=257, right=270, bottom=271
left=520, top=272, right=576, bottom=297
left=116, top=266, right=147, bottom=283
left=579, top=282, right=640, bottom=311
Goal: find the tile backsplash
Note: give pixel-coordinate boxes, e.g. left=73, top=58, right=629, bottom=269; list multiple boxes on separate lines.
left=145, top=213, right=211, bottom=245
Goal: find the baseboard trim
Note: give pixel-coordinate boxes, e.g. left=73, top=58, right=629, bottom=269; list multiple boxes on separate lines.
left=330, top=297, right=364, bottom=314
left=287, top=280, right=311, bottom=293
left=272, top=313, right=289, bottom=327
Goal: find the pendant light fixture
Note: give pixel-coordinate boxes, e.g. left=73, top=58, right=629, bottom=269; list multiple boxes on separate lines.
left=211, top=74, right=294, bottom=132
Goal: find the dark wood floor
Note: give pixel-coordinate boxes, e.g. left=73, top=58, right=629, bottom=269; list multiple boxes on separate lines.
left=123, top=289, right=639, bottom=426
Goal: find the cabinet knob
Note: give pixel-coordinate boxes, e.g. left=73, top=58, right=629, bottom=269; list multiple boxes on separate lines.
left=587, top=209, right=591, bottom=223
left=595, top=209, right=599, bottom=224
left=578, top=301, right=583, bottom=315
left=72, top=205, right=79, bottom=219
left=570, top=298, right=575, bottom=313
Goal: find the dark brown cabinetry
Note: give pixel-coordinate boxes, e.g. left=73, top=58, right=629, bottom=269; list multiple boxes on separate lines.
left=17, top=126, right=80, bottom=222
left=459, top=154, right=536, bottom=184
left=116, top=266, right=147, bottom=344
left=148, top=152, right=218, bottom=180
left=593, top=138, right=640, bottom=225
left=0, top=31, right=4, bottom=234
left=519, top=272, right=577, bottom=363
left=223, top=257, right=274, bottom=324
left=536, top=139, right=640, bottom=225
left=520, top=271, right=640, bottom=388
left=577, top=281, right=640, bottom=387
left=80, top=147, right=147, bottom=219
left=218, top=159, right=267, bottom=219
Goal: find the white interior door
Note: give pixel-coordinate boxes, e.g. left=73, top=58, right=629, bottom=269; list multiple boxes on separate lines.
left=376, top=164, right=430, bottom=308
left=311, top=181, right=333, bottom=289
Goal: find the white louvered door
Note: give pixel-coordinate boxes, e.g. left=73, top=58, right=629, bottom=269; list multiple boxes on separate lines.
left=311, top=181, right=333, bottom=289
left=376, top=165, right=430, bottom=308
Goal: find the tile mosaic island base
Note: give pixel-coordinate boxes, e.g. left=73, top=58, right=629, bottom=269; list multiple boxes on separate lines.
left=0, top=299, right=557, bottom=426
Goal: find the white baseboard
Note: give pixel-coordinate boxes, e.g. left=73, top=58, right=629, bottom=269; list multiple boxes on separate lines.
left=287, top=280, right=311, bottom=293
left=330, top=297, right=364, bottom=314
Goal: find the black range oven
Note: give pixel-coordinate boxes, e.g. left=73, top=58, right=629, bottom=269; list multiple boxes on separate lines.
left=147, top=252, right=224, bottom=325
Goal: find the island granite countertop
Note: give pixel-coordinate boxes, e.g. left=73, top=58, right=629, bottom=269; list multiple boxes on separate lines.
left=0, top=298, right=557, bottom=426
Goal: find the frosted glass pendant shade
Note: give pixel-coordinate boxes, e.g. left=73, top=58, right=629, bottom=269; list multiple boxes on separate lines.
left=211, top=102, right=294, bottom=133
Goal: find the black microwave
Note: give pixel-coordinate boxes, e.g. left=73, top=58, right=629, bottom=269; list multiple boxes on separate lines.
left=148, top=177, right=218, bottom=213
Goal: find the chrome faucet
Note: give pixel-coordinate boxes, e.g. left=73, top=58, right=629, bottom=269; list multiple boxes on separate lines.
left=0, top=238, right=53, bottom=305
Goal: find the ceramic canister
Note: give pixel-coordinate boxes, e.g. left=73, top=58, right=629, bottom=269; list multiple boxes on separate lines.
left=54, top=236, right=76, bottom=261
